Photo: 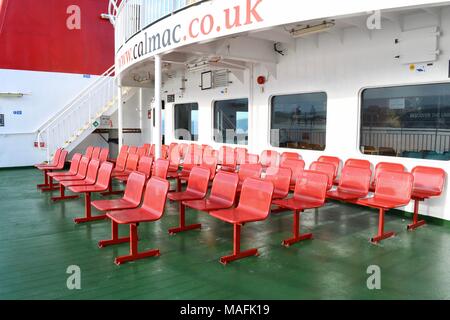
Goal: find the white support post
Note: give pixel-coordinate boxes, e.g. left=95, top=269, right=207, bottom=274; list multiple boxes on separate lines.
left=139, top=88, right=143, bottom=131
left=118, top=86, right=124, bottom=151
left=154, top=55, right=162, bottom=159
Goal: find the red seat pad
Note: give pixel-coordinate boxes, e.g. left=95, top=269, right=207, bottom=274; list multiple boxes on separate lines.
left=61, top=179, right=94, bottom=187
left=92, top=199, right=137, bottom=211
left=183, top=198, right=231, bottom=211
left=69, top=185, right=106, bottom=193
left=272, top=198, right=324, bottom=211
left=107, top=208, right=160, bottom=224
left=327, top=189, right=367, bottom=201
left=54, top=174, right=85, bottom=182
left=209, top=207, right=266, bottom=224
left=356, top=197, right=408, bottom=210
left=167, top=190, right=204, bottom=201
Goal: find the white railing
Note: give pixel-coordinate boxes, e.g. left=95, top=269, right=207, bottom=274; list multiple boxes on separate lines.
left=112, top=0, right=204, bottom=51
left=37, top=66, right=117, bottom=160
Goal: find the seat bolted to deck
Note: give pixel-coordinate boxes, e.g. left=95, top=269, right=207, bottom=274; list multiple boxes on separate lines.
left=99, top=177, right=170, bottom=265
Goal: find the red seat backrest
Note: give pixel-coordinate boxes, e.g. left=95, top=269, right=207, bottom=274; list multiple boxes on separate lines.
left=85, top=159, right=101, bottom=184
left=293, top=170, right=329, bottom=205
left=76, top=157, right=90, bottom=178
left=184, top=144, right=202, bottom=168
left=280, top=152, right=301, bottom=164
left=161, top=145, right=169, bottom=159
left=373, top=162, right=405, bottom=186
left=237, top=178, right=274, bottom=220
left=123, top=172, right=147, bottom=206
left=186, top=167, right=211, bottom=197
left=345, top=158, right=371, bottom=170
left=91, top=147, right=101, bottom=160
left=309, top=161, right=335, bottom=190
left=280, top=159, right=305, bottom=186
left=153, top=159, right=170, bottom=179
left=84, top=146, right=94, bottom=160
left=168, top=144, right=182, bottom=168
left=338, top=165, right=372, bottom=195
left=137, top=146, right=147, bottom=158
left=202, top=145, right=215, bottom=159
left=265, top=166, right=291, bottom=197
left=209, top=172, right=239, bottom=206
left=143, top=144, right=151, bottom=154
left=149, top=144, right=155, bottom=157
left=125, top=154, right=139, bottom=172
left=260, top=150, right=280, bottom=168
left=99, top=148, right=109, bottom=162
left=235, top=147, right=248, bottom=165
left=128, top=146, right=138, bottom=154
left=374, top=171, right=413, bottom=205
left=201, top=154, right=218, bottom=180
left=68, top=153, right=83, bottom=174
left=95, top=162, right=114, bottom=189
left=56, top=150, right=68, bottom=169
left=179, top=143, right=189, bottom=158
left=318, top=156, right=341, bottom=180
left=245, top=153, right=259, bottom=164
left=51, top=148, right=63, bottom=166
left=115, top=150, right=129, bottom=171
left=219, top=146, right=237, bottom=168
left=411, top=166, right=446, bottom=197
left=168, top=142, right=178, bottom=157
left=119, top=145, right=129, bottom=154
left=141, top=177, right=170, bottom=220
left=238, top=163, right=262, bottom=182
left=137, top=156, right=153, bottom=178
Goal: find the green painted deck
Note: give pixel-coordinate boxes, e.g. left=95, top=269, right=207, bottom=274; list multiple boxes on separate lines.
left=1, top=167, right=450, bottom=300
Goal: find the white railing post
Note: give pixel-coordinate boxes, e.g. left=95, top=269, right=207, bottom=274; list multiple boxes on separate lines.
left=118, top=86, right=124, bottom=150
left=154, top=54, right=162, bottom=159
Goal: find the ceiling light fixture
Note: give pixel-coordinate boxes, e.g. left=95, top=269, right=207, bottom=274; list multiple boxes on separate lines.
left=290, top=21, right=335, bottom=38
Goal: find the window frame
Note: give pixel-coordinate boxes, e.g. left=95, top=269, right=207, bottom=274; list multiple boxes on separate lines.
left=358, top=81, right=450, bottom=161
left=212, top=97, right=250, bottom=146
left=173, top=102, right=199, bottom=142
left=268, top=91, right=328, bottom=151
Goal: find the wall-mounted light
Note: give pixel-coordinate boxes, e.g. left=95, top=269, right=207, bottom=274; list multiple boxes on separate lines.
left=290, top=21, right=335, bottom=38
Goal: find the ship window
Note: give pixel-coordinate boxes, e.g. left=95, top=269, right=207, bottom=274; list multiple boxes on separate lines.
left=270, top=92, right=327, bottom=150
left=174, top=103, right=198, bottom=141
left=360, top=83, right=450, bottom=160
left=213, top=98, right=249, bottom=145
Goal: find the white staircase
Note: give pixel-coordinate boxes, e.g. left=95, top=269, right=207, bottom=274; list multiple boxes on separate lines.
left=36, top=65, right=129, bottom=161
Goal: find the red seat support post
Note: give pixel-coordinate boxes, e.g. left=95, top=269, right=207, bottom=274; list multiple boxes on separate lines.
left=209, top=178, right=274, bottom=264
left=273, top=170, right=328, bottom=246
left=69, top=161, right=114, bottom=224
left=167, top=167, right=210, bottom=234
left=99, top=177, right=170, bottom=265
left=408, top=166, right=445, bottom=230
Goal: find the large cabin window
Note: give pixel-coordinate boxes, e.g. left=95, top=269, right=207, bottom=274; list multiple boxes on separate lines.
left=360, top=83, right=450, bottom=160
left=213, top=98, right=248, bottom=145
left=174, top=103, right=199, bottom=141
left=270, top=92, right=327, bottom=150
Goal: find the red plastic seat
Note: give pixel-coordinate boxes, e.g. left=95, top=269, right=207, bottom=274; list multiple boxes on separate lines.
left=128, top=146, right=138, bottom=154
left=84, top=146, right=94, bottom=160
left=309, top=161, right=335, bottom=190
left=280, top=159, right=305, bottom=190
left=92, top=172, right=146, bottom=214
left=327, top=166, right=372, bottom=201
left=143, top=143, right=151, bottom=154
left=99, top=148, right=109, bottom=162
left=113, top=149, right=129, bottom=173
left=47, top=153, right=82, bottom=178
left=113, top=153, right=139, bottom=177
left=209, top=178, right=274, bottom=264
left=91, top=147, right=101, bottom=160
left=167, top=167, right=210, bottom=234
left=200, top=154, right=218, bottom=180
left=273, top=170, right=328, bottom=246
left=51, top=156, right=90, bottom=202
left=109, top=145, right=128, bottom=163
left=152, top=159, right=170, bottom=179
left=407, top=166, right=446, bottom=230
left=370, top=162, right=405, bottom=191
left=358, top=171, right=413, bottom=243
left=237, top=163, right=262, bottom=192
left=37, top=150, right=68, bottom=192
left=345, top=158, right=371, bottom=169
left=265, top=166, right=291, bottom=200
left=98, top=177, right=170, bottom=265
left=280, top=152, right=301, bottom=164
left=235, top=147, right=248, bottom=165
left=137, top=146, right=147, bottom=158
left=178, top=143, right=189, bottom=158
left=161, top=145, right=169, bottom=159
left=167, top=144, right=182, bottom=173
left=35, top=148, right=62, bottom=169
left=317, top=156, right=341, bottom=181
left=60, top=159, right=100, bottom=189
left=260, top=150, right=280, bottom=168
left=69, top=161, right=114, bottom=224
left=184, top=171, right=239, bottom=213
left=218, top=146, right=237, bottom=172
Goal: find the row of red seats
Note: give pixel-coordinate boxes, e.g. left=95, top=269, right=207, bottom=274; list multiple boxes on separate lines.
left=34, top=144, right=446, bottom=265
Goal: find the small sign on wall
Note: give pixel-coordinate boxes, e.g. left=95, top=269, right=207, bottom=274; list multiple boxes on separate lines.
left=0, top=114, right=4, bottom=126
left=167, top=94, right=175, bottom=103
left=13, top=110, right=22, bottom=115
